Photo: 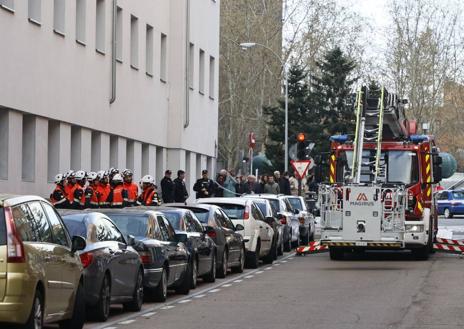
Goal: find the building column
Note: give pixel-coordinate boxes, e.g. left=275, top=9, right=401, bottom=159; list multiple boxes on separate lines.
left=58, top=122, right=72, bottom=174
left=81, top=128, right=92, bottom=172
left=133, top=141, right=142, bottom=182
left=186, top=152, right=197, bottom=202
left=156, top=147, right=167, bottom=183
left=35, top=117, right=49, bottom=196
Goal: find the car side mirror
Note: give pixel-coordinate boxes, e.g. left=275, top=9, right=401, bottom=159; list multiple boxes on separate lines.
left=71, top=236, right=86, bottom=253
left=293, top=209, right=300, bottom=215
left=235, top=224, right=245, bottom=231
left=175, top=233, right=188, bottom=243
left=126, top=235, right=136, bottom=246
left=265, top=217, right=275, bottom=225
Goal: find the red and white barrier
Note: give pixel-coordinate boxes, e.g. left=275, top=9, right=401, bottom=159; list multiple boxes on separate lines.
left=435, top=238, right=464, bottom=247
left=296, top=241, right=328, bottom=255
left=433, top=243, right=464, bottom=253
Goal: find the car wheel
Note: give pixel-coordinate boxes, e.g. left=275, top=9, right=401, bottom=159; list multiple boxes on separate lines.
left=292, top=233, right=301, bottom=249
left=59, top=281, right=85, bottom=329
left=124, top=269, right=144, bottom=312
left=175, top=262, right=191, bottom=295
left=284, top=232, right=291, bottom=252
left=444, top=208, right=453, bottom=219
left=232, top=246, right=245, bottom=273
left=263, top=239, right=276, bottom=264
left=152, top=267, right=168, bottom=302
left=95, top=274, right=111, bottom=322
left=217, top=250, right=228, bottom=278
left=190, top=259, right=198, bottom=289
left=24, top=289, right=43, bottom=329
left=246, top=240, right=260, bottom=269
left=300, top=229, right=309, bottom=245
left=202, top=253, right=216, bottom=283
left=277, top=240, right=284, bottom=256
left=329, top=247, right=345, bottom=261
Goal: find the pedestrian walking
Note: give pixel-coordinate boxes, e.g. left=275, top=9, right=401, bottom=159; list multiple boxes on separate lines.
left=174, top=170, right=189, bottom=202
left=264, top=175, right=280, bottom=194
left=193, top=169, right=215, bottom=198
left=161, top=170, right=175, bottom=203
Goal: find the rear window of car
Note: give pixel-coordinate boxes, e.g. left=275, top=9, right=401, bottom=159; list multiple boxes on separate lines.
left=106, top=214, right=149, bottom=237
left=62, top=215, right=87, bottom=238
left=265, top=199, right=280, bottom=212
left=0, top=209, right=5, bottom=245
left=160, top=211, right=183, bottom=230
left=188, top=209, right=209, bottom=224
left=211, top=204, right=245, bottom=219
left=287, top=198, right=303, bottom=211
left=255, top=202, right=268, bottom=216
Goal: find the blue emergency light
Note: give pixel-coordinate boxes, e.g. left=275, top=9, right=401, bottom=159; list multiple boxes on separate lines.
left=330, top=135, right=349, bottom=143
left=409, top=135, right=429, bottom=143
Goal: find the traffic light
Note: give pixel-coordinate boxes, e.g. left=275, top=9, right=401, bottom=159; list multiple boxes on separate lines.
left=296, top=133, right=311, bottom=160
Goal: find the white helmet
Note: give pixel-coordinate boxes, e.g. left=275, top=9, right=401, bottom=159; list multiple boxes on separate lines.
left=54, top=174, right=64, bottom=184
left=122, top=169, right=133, bottom=177
left=75, top=170, right=86, bottom=180
left=141, top=175, right=155, bottom=185
left=87, top=172, right=98, bottom=181
left=64, top=170, right=75, bottom=179
left=112, top=173, right=123, bottom=183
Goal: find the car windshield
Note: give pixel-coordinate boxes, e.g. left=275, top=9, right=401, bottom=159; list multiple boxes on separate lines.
left=105, top=214, right=148, bottom=237
left=62, top=215, right=87, bottom=238
left=452, top=191, right=464, bottom=199
left=160, top=211, right=184, bottom=230
left=287, top=198, right=303, bottom=211
left=210, top=204, right=245, bottom=219
left=188, top=209, right=209, bottom=224
left=340, top=150, right=419, bottom=185
left=265, top=199, right=280, bottom=212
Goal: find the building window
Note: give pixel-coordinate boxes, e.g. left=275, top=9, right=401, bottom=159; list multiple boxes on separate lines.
left=160, top=33, right=167, bottom=82
left=146, top=24, right=154, bottom=76
left=28, top=0, right=41, bottom=25
left=96, top=0, right=105, bottom=54
left=53, top=0, right=65, bottom=35
left=22, top=115, right=36, bottom=182
left=0, top=0, right=14, bottom=13
left=199, top=49, right=205, bottom=95
left=116, top=6, right=122, bottom=61
left=76, top=0, right=86, bottom=44
left=188, top=43, right=194, bottom=89
left=0, top=110, right=8, bottom=180
left=209, top=56, right=216, bottom=99
left=130, top=15, right=139, bottom=70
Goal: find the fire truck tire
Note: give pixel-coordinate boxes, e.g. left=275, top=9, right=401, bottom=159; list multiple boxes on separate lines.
left=411, top=246, right=429, bottom=260
left=329, top=247, right=345, bottom=260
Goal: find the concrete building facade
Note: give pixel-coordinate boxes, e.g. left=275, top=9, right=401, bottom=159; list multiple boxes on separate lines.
left=0, top=0, right=219, bottom=198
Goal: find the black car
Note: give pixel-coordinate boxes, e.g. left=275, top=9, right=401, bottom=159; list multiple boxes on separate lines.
left=60, top=211, right=144, bottom=322
left=166, top=203, right=245, bottom=278
left=99, top=208, right=192, bottom=302
left=157, top=207, right=217, bottom=287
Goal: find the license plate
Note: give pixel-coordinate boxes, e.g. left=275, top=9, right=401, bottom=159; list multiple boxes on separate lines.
left=355, top=242, right=368, bottom=246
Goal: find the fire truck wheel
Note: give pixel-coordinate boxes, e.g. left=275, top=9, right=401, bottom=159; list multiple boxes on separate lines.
left=411, top=246, right=430, bottom=260
left=329, top=247, right=345, bottom=260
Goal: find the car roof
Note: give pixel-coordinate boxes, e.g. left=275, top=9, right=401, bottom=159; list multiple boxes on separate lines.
left=243, top=194, right=280, bottom=200
left=197, top=197, right=250, bottom=205
left=165, top=203, right=218, bottom=211
left=0, top=194, right=48, bottom=207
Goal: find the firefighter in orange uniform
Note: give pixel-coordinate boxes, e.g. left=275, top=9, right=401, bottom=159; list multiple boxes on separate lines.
left=50, top=174, right=69, bottom=208
left=86, top=172, right=99, bottom=208
left=64, top=170, right=77, bottom=205
left=108, top=174, right=128, bottom=208
left=137, top=175, right=161, bottom=206
left=96, top=171, right=112, bottom=208
left=73, top=170, right=88, bottom=209
left=122, top=169, right=138, bottom=206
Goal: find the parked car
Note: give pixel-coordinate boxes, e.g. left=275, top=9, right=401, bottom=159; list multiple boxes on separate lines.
left=246, top=194, right=294, bottom=251
left=157, top=207, right=217, bottom=287
left=60, top=210, right=144, bottom=322
left=99, top=208, right=192, bottom=302
left=240, top=196, right=283, bottom=257
left=436, top=190, right=464, bottom=218
left=285, top=195, right=315, bottom=244
left=166, top=203, right=245, bottom=277
left=0, top=195, right=86, bottom=329
left=197, top=198, right=275, bottom=268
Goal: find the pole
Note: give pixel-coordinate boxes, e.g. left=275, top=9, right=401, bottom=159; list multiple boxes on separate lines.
left=298, top=178, right=302, bottom=196
left=250, top=147, right=253, bottom=176
left=284, top=67, right=289, bottom=172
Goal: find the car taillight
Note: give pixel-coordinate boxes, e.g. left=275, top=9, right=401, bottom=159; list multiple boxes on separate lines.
left=280, top=216, right=287, bottom=225
left=80, top=252, right=94, bottom=268
left=207, top=230, right=217, bottom=239
left=299, top=217, right=305, bottom=225
left=138, top=251, right=153, bottom=265
left=4, top=207, right=25, bottom=263
left=243, top=207, right=250, bottom=220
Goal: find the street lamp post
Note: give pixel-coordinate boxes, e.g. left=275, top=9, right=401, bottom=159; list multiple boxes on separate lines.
left=240, top=42, right=289, bottom=172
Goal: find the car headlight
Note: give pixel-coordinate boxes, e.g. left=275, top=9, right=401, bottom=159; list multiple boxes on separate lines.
left=405, top=224, right=424, bottom=232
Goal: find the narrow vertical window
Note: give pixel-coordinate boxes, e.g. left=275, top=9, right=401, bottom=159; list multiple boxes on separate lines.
left=116, top=6, right=122, bottom=61
left=96, top=0, right=105, bottom=54
left=0, top=0, right=14, bottom=12
left=209, top=56, right=216, bottom=99
left=188, top=43, right=194, bottom=89
left=47, top=121, right=60, bottom=182
left=22, top=115, right=36, bottom=182
left=126, top=140, right=134, bottom=171
left=199, top=49, right=205, bottom=94
left=146, top=25, right=154, bottom=76
left=160, top=33, right=167, bottom=82
left=130, top=15, right=139, bottom=69
left=141, top=144, right=149, bottom=175
left=76, top=0, right=86, bottom=44
left=91, top=131, right=101, bottom=172
left=53, top=0, right=65, bottom=35
left=0, top=110, right=8, bottom=180
left=28, top=0, right=41, bottom=24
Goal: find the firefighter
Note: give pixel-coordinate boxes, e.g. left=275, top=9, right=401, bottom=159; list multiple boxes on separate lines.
left=72, top=170, right=87, bottom=209
left=193, top=170, right=215, bottom=198
left=108, top=174, right=128, bottom=208
left=50, top=174, right=69, bottom=208
left=96, top=171, right=112, bottom=207
left=86, top=172, right=99, bottom=208
left=138, top=175, right=161, bottom=206
left=64, top=170, right=77, bottom=205
left=122, top=169, right=138, bottom=206
left=108, top=167, right=119, bottom=183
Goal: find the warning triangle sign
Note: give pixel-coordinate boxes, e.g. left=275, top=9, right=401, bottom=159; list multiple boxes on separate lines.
left=291, top=160, right=312, bottom=179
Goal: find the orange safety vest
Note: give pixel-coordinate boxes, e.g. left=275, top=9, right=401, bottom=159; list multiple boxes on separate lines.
left=89, top=184, right=99, bottom=207
left=97, top=184, right=111, bottom=207
left=110, top=185, right=127, bottom=208
left=74, top=185, right=86, bottom=208
left=139, top=187, right=160, bottom=206
left=64, top=184, right=77, bottom=203
left=124, top=182, right=139, bottom=204
left=50, top=185, right=67, bottom=207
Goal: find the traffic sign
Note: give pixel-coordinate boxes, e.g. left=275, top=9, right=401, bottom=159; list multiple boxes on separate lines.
left=291, top=160, right=313, bottom=179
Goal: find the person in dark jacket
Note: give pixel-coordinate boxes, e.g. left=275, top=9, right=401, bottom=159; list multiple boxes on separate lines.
left=160, top=170, right=175, bottom=203
left=275, top=171, right=291, bottom=195
left=173, top=170, right=189, bottom=202
left=243, top=175, right=258, bottom=194
left=193, top=170, right=215, bottom=198
left=235, top=175, right=246, bottom=195
left=214, top=173, right=225, bottom=197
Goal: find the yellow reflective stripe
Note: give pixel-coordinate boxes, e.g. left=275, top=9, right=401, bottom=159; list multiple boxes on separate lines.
left=330, top=164, right=335, bottom=175
left=426, top=164, right=431, bottom=175
left=425, top=154, right=430, bottom=162
left=331, top=155, right=336, bottom=161
left=417, top=201, right=423, bottom=212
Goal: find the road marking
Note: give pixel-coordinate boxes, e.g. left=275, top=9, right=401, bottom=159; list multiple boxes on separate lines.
left=142, top=312, right=156, bottom=317
left=222, top=284, right=232, bottom=287
left=275, top=263, right=281, bottom=266
left=264, top=267, right=272, bottom=270
left=281, top=260, right=287, bottom=263
left=160, top=305, right=175, bottom=310
left=178, top=299, right=191, bottom=304
left=209, top=288, right=221, bottom=293
left=194, top=294, right=206, bottom=298
left=88, top=252, right=296, bottom=329
left=245, top=275, right=254, bottom=279
left=256, top=271, right=264, bottom=274
left=118, top=320, right=136, bottom=325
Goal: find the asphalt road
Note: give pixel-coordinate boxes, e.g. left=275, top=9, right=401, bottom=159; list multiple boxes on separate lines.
left=78, top=251, right=464, bottom=329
